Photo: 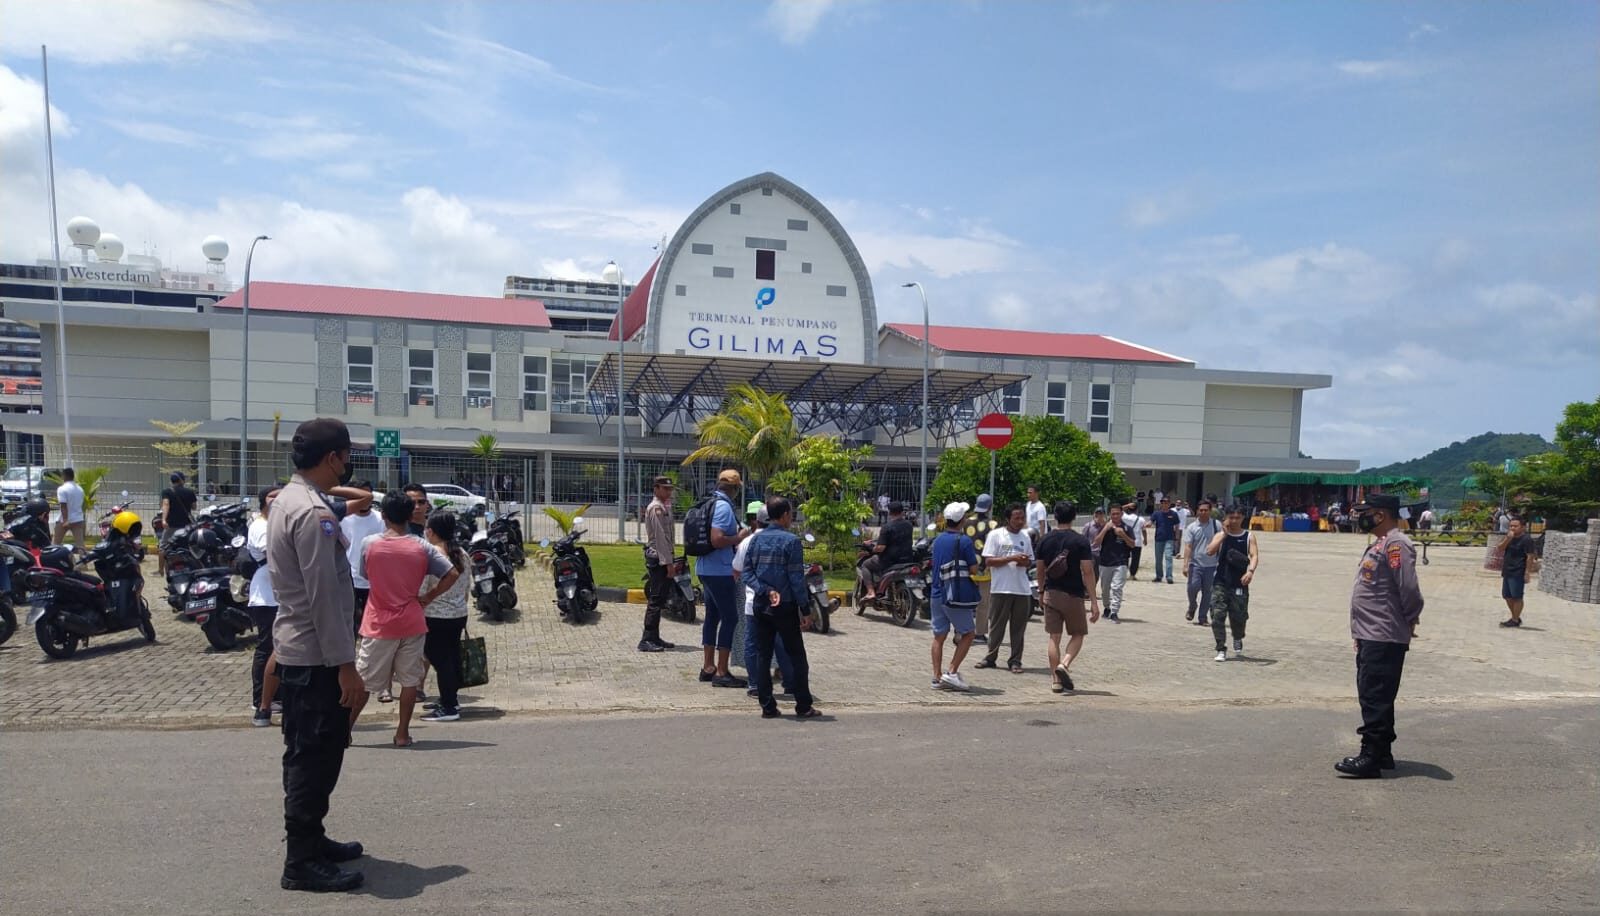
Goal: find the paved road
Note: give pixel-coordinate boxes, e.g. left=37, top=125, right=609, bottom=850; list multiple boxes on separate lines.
left=3, top=532, right=1596, bottom=729
left=3, top=702, right=1596, bottom=914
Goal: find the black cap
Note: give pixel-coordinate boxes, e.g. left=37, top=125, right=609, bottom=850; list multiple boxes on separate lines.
left=291, top=418, right=353, bottom=469
left=888, top=500, right=905, bottom=514
left=170, top=471, right=185, bottom=483
left=1355, top=493, right=1401, bottom=514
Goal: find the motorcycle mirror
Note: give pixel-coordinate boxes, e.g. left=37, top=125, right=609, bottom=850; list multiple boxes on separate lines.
left=850, top=528, right=861, bottom=537
left=539, top=539, right=551, bottom=548
left=120, top=489, right=130, bottom=499
left=572, top=516, right=586, bottom=526
left=803, top=532, right=816, bottom=543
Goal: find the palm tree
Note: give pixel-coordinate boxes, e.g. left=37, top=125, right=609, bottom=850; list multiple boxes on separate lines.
left=682, top=383, right=801, bottom=492
left=43, top=467, right=112, bottom=519
left=543, top=503, right=592, bottom=535
left=469, top=433, right=502, bottom=509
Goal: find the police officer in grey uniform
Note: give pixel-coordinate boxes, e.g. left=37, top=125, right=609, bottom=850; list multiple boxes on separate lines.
left=1337, top=493, right=1424, bottom=779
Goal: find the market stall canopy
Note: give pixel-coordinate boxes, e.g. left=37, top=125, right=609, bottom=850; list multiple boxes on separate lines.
left=1231, top=472, right=1430, bottom=497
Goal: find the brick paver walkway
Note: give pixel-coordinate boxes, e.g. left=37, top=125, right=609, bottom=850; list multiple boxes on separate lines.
left=2, top=532, right=1594, bottom=729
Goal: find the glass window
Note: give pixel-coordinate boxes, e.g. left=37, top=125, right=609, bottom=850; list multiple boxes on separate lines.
left=465, top=352, right=493, bottom=407
left=755, top=249, right=776, bottom=281
left=1046, top=381, right=1068, bottom=419
left=1001, top=381, right=1023, bottom=414
left=346, top=345, right=374, bottom=403
left=1090, top=382, right=1111, bottom=433
left=522, top=355, right=548, bottom=411
left=551, top=355, right=599, bottom=414
left=408, top=348, right=434, bottom=406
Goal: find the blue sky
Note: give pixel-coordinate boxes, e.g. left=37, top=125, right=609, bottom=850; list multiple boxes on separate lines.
left=1, top=0, right=1596, bottom=466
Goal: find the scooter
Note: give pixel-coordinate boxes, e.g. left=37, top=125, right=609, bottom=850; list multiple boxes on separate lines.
left=799, top=533, right=837, bottom=634
left=180, top=566, right=256, bottom=651
left=544, top=521, right=597, bottom=623
left=0, top=506, right=52, bottom=647
left=26, top=526, right=155, bottom=660
left=639, top=545, right=699, bottom=623
left=487, top=510, right=526, bottom=568
left=852, top=534, right=930, bottom=627
left=470, top=539, right=518, bottom=622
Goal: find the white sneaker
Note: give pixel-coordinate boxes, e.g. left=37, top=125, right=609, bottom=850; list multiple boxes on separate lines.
left=1214, top=650, right=1227, bottom=662
left=931, top=677, right=945, bottom=690
left=940, top=671, right=970, bottom=691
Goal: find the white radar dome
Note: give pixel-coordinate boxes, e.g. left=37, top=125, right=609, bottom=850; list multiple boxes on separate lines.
left=201, top=235, right=230, bottom=262
left=95, top=234, right=125, bottom=263
left=66, top=216, right=101, bottom=247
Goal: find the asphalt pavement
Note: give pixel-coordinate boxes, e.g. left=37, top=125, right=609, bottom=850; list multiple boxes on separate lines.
left=3, top=700, right=1596, bottom=914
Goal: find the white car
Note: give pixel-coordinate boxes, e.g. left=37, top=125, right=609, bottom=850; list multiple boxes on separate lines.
left=421, top=483, right=488, bottom=513
left=1, top=466, right=49, bottom=502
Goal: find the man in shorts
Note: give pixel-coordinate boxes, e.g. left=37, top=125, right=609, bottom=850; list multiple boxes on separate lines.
left=1498, top=516, right=1539, bottom=627
left=1035, top=501, right=1099, bottom=693
left=928, top=502, right=980, bottom=691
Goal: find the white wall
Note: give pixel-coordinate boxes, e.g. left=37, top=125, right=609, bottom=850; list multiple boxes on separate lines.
left=1202, top=385, right=1294, bottom=459
left=209, top=327, right=319, bottom=421
left=655, top=189, right=867, bottom=363
left=1128, top=378, right=1205, bottom=455
left=43, top=325, right=211, bottom=421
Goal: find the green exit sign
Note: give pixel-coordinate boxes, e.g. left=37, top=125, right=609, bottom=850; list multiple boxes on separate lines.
left=375, top=428, right=401, bottom=458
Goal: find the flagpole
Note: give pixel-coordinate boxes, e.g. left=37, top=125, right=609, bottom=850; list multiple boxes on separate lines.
left=41, top=45, right=74, bottom=465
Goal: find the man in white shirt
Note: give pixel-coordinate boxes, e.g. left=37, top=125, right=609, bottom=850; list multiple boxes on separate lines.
left=1123, top=503, right=1146, bottom=580
left=974, top=503, right=1036, bottom=673
left=340, top=481, right=385, bottom=633
left=1175, top=501, right=1191, bottom=532
left=53, top=467, right=86, bottom=546
left=1025, top=486, right=1049, bottom=541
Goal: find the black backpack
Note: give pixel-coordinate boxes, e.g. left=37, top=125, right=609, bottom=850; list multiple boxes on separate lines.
left=681, top=493, right=720, bottom=557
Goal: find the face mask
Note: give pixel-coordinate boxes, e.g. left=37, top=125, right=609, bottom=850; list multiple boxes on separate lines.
left=1357, top=512, right=1378, bottom=533
left=336, top=454, right=354, bottom=486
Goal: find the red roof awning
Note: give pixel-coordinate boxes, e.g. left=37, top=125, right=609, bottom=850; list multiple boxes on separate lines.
left=885, top=323, right=1188, bottom=364
left=215, top=282, right=550, bottom=329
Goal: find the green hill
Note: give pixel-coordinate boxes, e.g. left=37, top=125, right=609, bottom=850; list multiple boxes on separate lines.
left=1363, top=432, right=1552, bottom=507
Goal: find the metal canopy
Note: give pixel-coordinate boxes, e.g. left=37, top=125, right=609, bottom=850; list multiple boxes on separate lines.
left=587, top=352, right=1028, bottom=441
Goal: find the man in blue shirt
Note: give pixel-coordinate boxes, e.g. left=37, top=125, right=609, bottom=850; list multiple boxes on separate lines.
left=696, top=469, right=751, bottom=688
left=741, top=497, right=821, bottom=719
left=929, top=501, right=980, bottom=691
left=1150, top=497, right=1181, bottom=584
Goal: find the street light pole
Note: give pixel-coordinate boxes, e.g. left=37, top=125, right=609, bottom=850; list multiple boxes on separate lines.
left=604, top=261, right=626, bottom=542
left=903, top=282, right=930, bottom=528
left=240, top=235, right=269, bottom=496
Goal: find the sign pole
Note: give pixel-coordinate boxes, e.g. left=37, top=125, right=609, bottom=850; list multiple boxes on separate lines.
left=989, top=450, right=996, bottom=502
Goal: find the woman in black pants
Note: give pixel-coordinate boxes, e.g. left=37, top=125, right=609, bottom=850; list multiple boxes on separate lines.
left=248, top=487, right=281, bottom=727
left=420, top=512, right=471, bottom=722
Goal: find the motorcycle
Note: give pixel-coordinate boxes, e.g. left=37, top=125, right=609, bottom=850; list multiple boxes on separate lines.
left=639, top=544, right=699, bottom=623
left=800, top=533, right=837, bottom=634
left=486, top=509, right=526, bottom=568
left=851, top=531, right=931, bottom=627
left=26, top=522, right=155, bottom=659
left=470, top=537, right=518, bottom=622
left=162, top=501, right=248, bottom=613
left=0, top=505, right=52, bottom=647
left=544, top=520, right=597, bottom=623
left=179, top=566, right=256, bottom=651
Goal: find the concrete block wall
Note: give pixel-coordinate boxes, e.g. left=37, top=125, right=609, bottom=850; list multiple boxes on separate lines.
left=1537, top=518, right=1600, bottom=604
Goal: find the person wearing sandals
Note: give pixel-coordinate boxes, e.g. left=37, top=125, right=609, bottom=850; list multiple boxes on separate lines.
left=420, top=513, right=471, bottom=722
left=974, top=504, right=1035, bottom=674
left=248, top=487, right=282, bottom=726
left=348, top=491, right=461, bottom=748
left=1035, top=501, right=1099, bottom=694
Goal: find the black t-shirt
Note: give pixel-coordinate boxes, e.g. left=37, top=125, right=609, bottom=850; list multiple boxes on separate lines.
left=162, top=485, right=197, bottom=527
left=1502, top=533, right=1533, bottom=577
left=1037, top=528, right=1093, bottom=597
left=877, top=517, right=915, bottom=566
left=1096, top=522, right=1134, bottom=568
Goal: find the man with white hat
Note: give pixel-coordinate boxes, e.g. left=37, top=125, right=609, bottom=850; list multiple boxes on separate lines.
left=928, top=501, right=980, bottom=691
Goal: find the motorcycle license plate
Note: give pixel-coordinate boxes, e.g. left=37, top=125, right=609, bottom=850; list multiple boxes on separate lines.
left=186, top=596, right=217, bottom=613
left=809, top=585, right=827, bottom=596
left=477, top=580, right=495, bottom=594
left=558, top=573, right=577, bottom=583
left=27, top=590, right=53, bottom=606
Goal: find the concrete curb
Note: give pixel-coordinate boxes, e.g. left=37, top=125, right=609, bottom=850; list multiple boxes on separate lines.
left=597, top=586, right=854, bottom=606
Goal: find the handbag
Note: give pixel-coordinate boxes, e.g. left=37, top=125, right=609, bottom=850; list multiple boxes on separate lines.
left=459, top=626, right=489, bottom=688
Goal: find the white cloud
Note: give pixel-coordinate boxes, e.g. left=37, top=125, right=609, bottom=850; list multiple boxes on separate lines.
left=103, top=118, right=205, bottom=147
left=1214, top=242, right=1408, bottom=305
left=1336, top=59, right=1411, bottom=79
left=1124, top=188, right=1199, bottom=229
left=765, top=0, right=843, bottom=45
left=0, top=0, right=284, bottom=66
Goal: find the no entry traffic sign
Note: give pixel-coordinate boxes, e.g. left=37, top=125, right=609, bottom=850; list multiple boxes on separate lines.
left=976, top=413, right=1013, bottom=451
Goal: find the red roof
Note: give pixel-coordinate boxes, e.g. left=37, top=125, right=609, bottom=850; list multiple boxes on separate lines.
left=214, top=282, right=550, bottom=329
left=608, top=256, right=660, bottom=342
left=884, top=323, right=1188, bottom=364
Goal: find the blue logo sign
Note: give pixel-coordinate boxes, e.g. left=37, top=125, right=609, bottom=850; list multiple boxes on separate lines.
left=755, top=287, right=776, bottom=310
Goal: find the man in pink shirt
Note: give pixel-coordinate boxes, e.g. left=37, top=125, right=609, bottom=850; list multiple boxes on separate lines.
left=348, top=491, right=459, bottom=747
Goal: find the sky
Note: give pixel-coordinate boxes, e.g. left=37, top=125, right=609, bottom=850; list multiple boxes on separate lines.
left=0, top=0, right=1595, bottom=466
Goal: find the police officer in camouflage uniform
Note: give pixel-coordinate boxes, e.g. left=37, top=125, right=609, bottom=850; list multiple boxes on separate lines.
left=1337, top=493, right=1424, bottom=779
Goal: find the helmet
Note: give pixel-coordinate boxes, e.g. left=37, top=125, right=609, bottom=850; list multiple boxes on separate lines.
left=111, top=510, right=143, bottom=539
left=189, top=527, right=220, bottom=553
left=25, top=497, right=49, bottom=519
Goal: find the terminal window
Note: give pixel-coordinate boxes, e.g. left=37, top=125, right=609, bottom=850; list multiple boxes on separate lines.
left=522, top=356, right=548, bottom=411
left=755, top=249, right=776, bottom=281
left=1001, top=381, right=1023, bottom=414
left=346, top=345, right=374, bottom=401
left=465, top=352, right=493, bottom=407
left=1046, top=381, right=1067, bottom=418
left=1090, top=383, right=1111, bottom=433
left=408, top=348, right=435, bottom=406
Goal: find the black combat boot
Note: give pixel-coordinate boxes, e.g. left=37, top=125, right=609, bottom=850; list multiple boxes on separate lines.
left=1334, top=752, right=1383, bottom=779
left=320, top=837, right=364, bottom=863
left=281, top=858, right=364, bottom=892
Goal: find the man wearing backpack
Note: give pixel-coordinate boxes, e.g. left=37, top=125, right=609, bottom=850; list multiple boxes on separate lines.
left=1036, top=501, right=1098, bottom=693
left=690, top=469, right=751, bottom=688
left=928, top=502, right=980, bottom=691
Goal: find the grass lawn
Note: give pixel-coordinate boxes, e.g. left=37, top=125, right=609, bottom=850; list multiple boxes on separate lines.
left=573, top=542, right=858, bottom=592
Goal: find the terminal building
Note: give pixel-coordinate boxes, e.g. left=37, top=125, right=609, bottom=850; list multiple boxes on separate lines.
left=1, top=172, right=1357, bottom=515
